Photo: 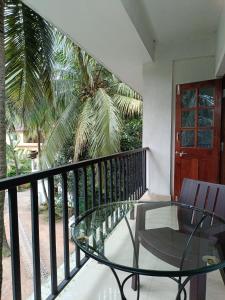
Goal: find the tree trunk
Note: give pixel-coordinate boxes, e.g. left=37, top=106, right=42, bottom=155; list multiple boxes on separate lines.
left=0, top=0, right=7, bottom=297
left=37, top=128, right=48, bottom=204
left=8, top=132, right=19, bottom=175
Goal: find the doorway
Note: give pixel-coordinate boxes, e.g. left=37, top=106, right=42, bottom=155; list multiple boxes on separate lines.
left=174, top=79, right=222, bottom=197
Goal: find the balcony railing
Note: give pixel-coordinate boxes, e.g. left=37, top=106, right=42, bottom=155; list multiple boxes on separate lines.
left=0, top=147, right=148, bottom=300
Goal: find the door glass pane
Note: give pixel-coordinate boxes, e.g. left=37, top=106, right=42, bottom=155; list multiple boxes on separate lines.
left=181, top=130, right=195, bottom=147
left=197, top=129, right=213, bottom=148
left=181, top=89, right=196, bottom=108
left=181, top=111, right=195, bottom=127
left=198, top=109, right=214, bottom=127
left=199, top=87, right=215, bottom=106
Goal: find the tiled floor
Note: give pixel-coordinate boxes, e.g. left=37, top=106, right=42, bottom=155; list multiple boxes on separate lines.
left=57, top=196, right=225, bottom=300
left=57, top=258, right=225, bottom=300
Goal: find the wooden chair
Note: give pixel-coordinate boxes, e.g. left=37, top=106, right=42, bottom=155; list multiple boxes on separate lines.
left=131, top=178, right=225, bottom=300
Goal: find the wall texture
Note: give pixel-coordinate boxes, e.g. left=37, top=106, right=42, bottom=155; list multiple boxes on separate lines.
left=143, top=61, right=173, bottom=195
left=216, top=2, right=225, bottom=76
left=143, top=55, right=216, bottom=196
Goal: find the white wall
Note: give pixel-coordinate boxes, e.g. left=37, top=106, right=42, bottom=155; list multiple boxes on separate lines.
left=143, top=54, right=216, bottom=196
left=120, top=0, right=155, bottom=58
left=143, top=61, right=173, bottom=196
left=216, top=1, right=225, bottom=76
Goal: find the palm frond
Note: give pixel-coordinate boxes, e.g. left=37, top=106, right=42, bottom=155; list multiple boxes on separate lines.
left=114, top=95, right=142, bottom=117
left=117, top=82, right=142, bottom=99
left=89, top=88, right=122, bottom=158
left=41, top=97, right=79, bottom=167
left=73, top=99, right=93, bottom=160
left=5, top=0, right=54, bottom=121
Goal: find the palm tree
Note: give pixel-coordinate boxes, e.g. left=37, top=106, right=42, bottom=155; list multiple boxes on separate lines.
left=42, top=39, right=142, bottom=166
left=0, top=0, right=54, bottom=295
left=0, top=0, right=6, bottom=295
left=5, top=0, right=54, bottom=124
left=5, top=0, right=54, bottom=202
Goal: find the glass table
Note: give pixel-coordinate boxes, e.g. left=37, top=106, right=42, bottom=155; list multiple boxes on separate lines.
left=71, top=201, right=225, bottom=300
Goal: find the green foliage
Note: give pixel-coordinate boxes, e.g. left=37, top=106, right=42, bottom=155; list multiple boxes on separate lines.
left=4, top=0, right=54, bottom=156
left=41, top=39, right=143, bottom=166
left=121, top=117, right=142, bottom=151
left=4, top=0, right=143, bottom=173
left=6, top=144, right=31, bottom=176
left=5, top=0, right=54, bottom=115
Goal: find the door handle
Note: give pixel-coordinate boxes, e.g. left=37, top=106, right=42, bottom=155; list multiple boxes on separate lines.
left=175, top=151, right=188, bottom=157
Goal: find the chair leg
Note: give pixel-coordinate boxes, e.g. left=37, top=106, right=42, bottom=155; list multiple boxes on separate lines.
left=131, top=274, right=138, bottom=291
left=131, top=239, right=140, bottom=291
left=189, top=274, right=206, bottom=300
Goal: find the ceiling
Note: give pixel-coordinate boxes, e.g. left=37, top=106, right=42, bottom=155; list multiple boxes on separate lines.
left=141, top=0, right=224, bottom=43
left=23, top=0, right=152, bottom=94
left=22, top=0, right=225, bottom=92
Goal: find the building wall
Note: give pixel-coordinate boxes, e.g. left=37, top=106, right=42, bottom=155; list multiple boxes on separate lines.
left=143, top=60, right=173, bottom=196
left=143, top=55, right=216, bottom=196
left=216, top=3, right=225, bottom=76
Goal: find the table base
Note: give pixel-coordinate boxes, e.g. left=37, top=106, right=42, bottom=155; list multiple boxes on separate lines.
left=109, top=268, right=200, bottom=300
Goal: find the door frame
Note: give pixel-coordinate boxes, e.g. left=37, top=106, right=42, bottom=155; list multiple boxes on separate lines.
left=220, top=77, right=225, bottom=184
left=172, top=78, right=223, bottom=198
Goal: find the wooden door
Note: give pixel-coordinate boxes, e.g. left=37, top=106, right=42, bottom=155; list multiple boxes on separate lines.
left=174, top=79, right=222, bottom=197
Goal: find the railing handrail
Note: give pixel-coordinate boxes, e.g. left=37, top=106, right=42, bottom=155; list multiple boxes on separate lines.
left=4, top=147, right=148, bottom=300
left=0, top=147, right=149, bottom=190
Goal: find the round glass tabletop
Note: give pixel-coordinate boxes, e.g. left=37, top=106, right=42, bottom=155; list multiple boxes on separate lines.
left=71, top=201, right=225, bottom=277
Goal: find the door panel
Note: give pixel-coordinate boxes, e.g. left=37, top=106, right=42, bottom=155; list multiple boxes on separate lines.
left=174, top=79, right=222, bottom=197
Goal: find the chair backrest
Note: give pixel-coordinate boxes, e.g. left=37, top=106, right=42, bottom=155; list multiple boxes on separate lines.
left=179, top=178, right=225, bottom=221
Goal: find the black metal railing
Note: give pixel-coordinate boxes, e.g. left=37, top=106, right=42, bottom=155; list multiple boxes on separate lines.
left=0, top=147, right=148, bottom=300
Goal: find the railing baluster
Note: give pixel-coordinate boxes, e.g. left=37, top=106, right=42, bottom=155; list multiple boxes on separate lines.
left=83, top=167, right=88, bottom=211
left=128, top=155, right=131, bottom=199
left=134, top=153, right=137, bottom=199
left=122, top=158, right=126, bottom=201
left=131, top=154, right=135, bottom=200
left=104, top=161, right=109, bottom=232
left=130, top=155, right=133, bottom=199
left=73, top=169, right=80, bottom=268
left=48, top=176, right=58, bottom=295
left=143, top=149, right=147, bottom=192
left=62, top=173, right=70, bottom=280
left=125, top=156, right=129, bottom=200
left=130, top=155, right=135, bottom=219
left=8, top=187, right=22, bottom=300
left=31, top=181, right=41, bottom=300
left=118, top=158, right=121, bottom=202
left=137, top=152, right=140, bottom=198
left=114, top=159, right=119, bottom=221
left=138, top=152, right=141, bottom=198
left=98, top=162, right=102, bottom=205
left=109, top=159, right=113, bottom=202
left=91, top=164, right=96, bottom=208
left=141, top=151, right=144, bottom=195
left=133, top=153, right=137, bottom=200
left=104, top=161, right=108, bottom=204
left=115, top=159, right=118, bottom=201
left=134, top=154, right=137, bottom=199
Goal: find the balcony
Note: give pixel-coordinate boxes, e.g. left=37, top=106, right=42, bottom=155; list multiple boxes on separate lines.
left=3, top=0, right=225, bottom=299
left=1, top=148, right=148, bottom=300
left=2, top=147, right=225, bottom=300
